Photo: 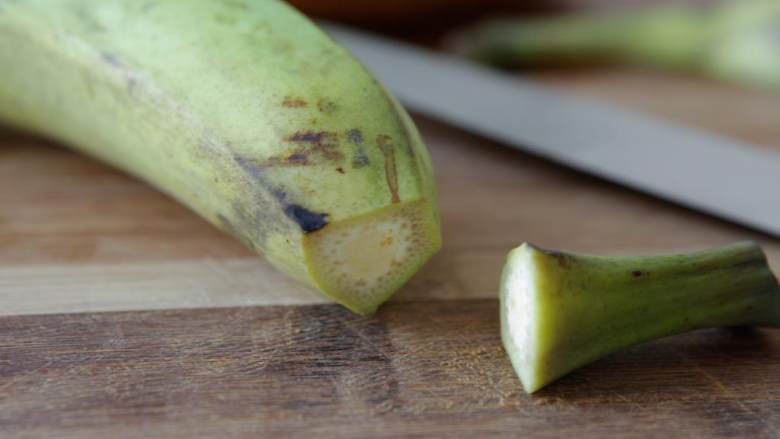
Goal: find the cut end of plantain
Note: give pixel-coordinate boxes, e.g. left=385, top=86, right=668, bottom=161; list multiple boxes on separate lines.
left=304, top=199, right=441, bottom=315
left=500, top=244, right=545, bottom=393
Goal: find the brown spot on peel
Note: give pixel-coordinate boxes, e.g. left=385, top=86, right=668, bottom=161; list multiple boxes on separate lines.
left=287, top=131, right=344, bottom=162
left=282, top=96, right=307, bottom=108
left=286, top=152, right=309, bottom=165
left=376, top=135, right=400, bottom=204
left=243, top=131, right=345, bottom=168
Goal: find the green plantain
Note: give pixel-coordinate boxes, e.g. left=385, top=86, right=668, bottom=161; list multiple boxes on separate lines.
left=0, top=0, right=441, bottom=314
left=501, top=242, right=780, bottom=393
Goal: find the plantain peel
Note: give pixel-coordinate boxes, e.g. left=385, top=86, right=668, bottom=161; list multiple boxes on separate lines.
left=0, top=0, right=441, bottom=314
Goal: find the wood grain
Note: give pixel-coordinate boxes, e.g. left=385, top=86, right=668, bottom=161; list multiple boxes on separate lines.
left=1, top=301, right=779, bottom=438
left=2, top=69, right=780, bottom=437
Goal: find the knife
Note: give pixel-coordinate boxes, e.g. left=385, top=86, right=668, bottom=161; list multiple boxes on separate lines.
left=324, top=24, right=780, bottom=237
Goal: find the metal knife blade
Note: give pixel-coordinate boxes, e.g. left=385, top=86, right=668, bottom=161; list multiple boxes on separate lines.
left=324, top=23, right=780, bottom=237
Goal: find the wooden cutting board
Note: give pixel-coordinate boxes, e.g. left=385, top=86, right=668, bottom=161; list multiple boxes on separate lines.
left=1, top=71, right=779, bottom=438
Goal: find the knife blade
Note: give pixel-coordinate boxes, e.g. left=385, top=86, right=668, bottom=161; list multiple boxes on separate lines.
left=324, top=23, right=780, bottom=237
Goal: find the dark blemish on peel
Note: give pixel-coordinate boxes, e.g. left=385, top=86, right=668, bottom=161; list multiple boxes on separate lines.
left=632, top=270, right=642, bottom=277
left=336, top=167, right=345, bottom=174
left=234, top=155, right=327, bottom=234
left=288, top=131, right=325, bottom=143
left=376, top=135, right=400, bottom=204
left=347, top=129, right=369, bottom=168
left=347, top=129, right=364, bottom=144
left=282, top=96, right=307, bottom=108
left=287, top=152, right=309, bottom=165
left=285, top=204, right=328, bottom=233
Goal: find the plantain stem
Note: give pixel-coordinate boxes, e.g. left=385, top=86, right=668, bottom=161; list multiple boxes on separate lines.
left=500, top=241, right=780, bottom=393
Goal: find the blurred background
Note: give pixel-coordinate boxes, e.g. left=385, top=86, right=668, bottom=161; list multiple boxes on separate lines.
left=289, top=0, right=780, bottom=92
left=288, top=0, right=780, bottom=237
left=289, top=0, right=718, bottom=34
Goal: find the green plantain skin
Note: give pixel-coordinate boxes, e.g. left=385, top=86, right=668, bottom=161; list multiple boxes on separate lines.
left=0, top=0, right=441, bottom=314
left=501, top=242, right=780, bottom=393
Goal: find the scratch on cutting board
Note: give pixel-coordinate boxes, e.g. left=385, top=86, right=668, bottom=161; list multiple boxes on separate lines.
left=686, top=356, right=780, bottom=436
left=341, top=318, right=393, bottom=362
